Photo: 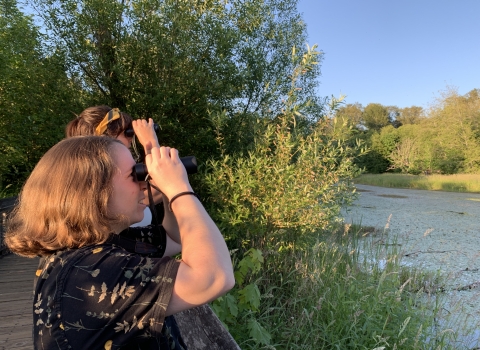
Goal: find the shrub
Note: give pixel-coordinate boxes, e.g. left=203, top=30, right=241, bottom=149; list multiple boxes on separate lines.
left=206, top=46, right=362, bottom=345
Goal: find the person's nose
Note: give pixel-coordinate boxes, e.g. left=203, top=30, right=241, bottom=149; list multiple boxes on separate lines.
left=139, top=181, right=147, bottom=191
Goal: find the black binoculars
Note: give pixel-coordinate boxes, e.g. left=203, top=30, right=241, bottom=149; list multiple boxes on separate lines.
left=124, top=123, right=160, bottom=138
left=132, top=156, right=197, bottom=182
left=127, top=121, right=197, bottom=181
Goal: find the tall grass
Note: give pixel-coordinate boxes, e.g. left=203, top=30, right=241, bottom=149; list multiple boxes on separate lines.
left=355, top=173, right=480, bottom=193
left=236, top=224, right=462, bottom=349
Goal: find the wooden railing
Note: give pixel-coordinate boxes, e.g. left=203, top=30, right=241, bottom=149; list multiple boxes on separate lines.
left=0, top=196, right=16, bottom=257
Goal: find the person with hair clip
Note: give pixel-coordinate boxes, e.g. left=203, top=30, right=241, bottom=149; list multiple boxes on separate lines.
left=5, top=136, right=235, bottom=349
left=66, top=106, right=182, bottom=257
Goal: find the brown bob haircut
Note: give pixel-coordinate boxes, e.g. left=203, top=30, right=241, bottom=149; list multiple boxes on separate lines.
left=5, top=136, right=123, bottom=257
left=65, top=105, right=133, bottom=138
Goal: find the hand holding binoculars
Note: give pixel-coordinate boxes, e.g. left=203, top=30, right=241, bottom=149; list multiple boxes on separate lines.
left=132, top=156, right=197, bottom=182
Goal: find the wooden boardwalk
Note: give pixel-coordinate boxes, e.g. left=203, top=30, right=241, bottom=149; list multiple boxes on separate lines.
left=0, top=254, right=38, bottom=350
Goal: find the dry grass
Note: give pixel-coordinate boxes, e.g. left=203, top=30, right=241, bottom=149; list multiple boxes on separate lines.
left=355, top=173, right=480, bottom=193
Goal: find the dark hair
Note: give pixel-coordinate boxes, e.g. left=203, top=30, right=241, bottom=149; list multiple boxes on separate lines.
left=5, top=136, right=123, bottom=257
left=66, top=105, right=133, bottom=139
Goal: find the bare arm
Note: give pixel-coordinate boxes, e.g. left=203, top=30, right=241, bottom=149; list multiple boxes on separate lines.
left=162, top=195, right=182, bottom=256
left=145, top=145, right=235, bottom=315
left=133, top=119, right=181, bottom=256
left=132, top=119, right=163, bottom=204
left=163, top=196, right=182, bottom=256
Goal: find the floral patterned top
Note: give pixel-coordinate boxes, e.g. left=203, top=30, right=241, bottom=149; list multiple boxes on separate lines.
left=118, top=224, right=168, bottom=257
left=33, top=242, right=185, bottom=349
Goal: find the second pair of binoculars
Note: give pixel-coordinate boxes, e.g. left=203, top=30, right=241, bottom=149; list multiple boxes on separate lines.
left=132, top=156, right=197, bottom=182
left=128, top=122, right=197, bottom=180
left=124, top=123, right=161, bottom=138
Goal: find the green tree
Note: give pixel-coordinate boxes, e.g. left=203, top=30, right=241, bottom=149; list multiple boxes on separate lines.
left=335, top=102, right=363, bottom=128
left=362, top=103, right=391, bottom=130
left=386, top=105, right=401, bottom=128
left=366, top=126, right=399, bottom=172
left=388, top=138, right=419, bottom=173
left=397, top=106, right=424, bottom=125
left=0, top=0, right=83, bottom=194
left=425, top=87, right=480, bottom=173
left=395, top=123, right=432, bottom=173
left=29, top=0, right=323, bottom=161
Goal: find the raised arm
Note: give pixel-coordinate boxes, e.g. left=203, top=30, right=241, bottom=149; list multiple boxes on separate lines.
left=132, top=119, right=163, bottom=204
left=132, top=119, right=182, bottom=256
left=144, top=144, right=235, bottom=314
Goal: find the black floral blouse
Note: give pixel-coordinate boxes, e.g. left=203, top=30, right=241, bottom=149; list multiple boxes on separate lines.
left=33, top=240, right=186, bottom=350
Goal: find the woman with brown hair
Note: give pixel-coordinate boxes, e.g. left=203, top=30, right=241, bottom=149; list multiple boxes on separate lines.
left=66, top=105, right=135, bottom=149
left=66, top=105, right=181, bottom=256
left=5, top=136, right=234, bottom=349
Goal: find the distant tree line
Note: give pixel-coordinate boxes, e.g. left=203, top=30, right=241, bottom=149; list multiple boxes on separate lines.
left=332, top=88, right=480, bottom=175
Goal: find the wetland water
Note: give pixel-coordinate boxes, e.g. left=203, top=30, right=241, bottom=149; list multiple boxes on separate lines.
left=341, top=184, right=480, bottom=348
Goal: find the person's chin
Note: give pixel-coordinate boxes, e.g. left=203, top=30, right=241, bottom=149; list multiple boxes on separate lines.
left=135, top=214, right=145, bottom=224
left=129, top=213, right=146, bottom=227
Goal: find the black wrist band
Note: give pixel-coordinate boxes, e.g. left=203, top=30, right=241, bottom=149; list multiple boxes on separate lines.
left=168, top=191, right=199, bottom=212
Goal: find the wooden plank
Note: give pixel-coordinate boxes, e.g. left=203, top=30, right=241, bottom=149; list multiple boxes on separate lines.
left=0, top=263, right=37, bottom=271
left=0, top=197, right=16, bottom=211
left=0, top=303, right=31, bottom=316
left=0, top=258, right=38, bottom=270
left=0, top=282, right=33, bottom=291
left=0, top=295, right=32, bottom=305
left=0, top=339, right=32, bottom=350
left=0, top=327, right=31, bottom=339
left=0, top=314, right=32, bottom=329
left=0, top=255, right=36, bottom=349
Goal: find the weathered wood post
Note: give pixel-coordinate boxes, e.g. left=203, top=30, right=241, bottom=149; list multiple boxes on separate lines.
left=174, top=304, right=241, bottom=349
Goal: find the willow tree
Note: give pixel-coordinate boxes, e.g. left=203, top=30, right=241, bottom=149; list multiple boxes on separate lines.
left=29, top=0, right=323, bottom=159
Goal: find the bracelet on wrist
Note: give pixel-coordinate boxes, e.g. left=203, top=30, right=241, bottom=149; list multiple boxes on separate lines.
left=168, top=191, right=199, bottom=212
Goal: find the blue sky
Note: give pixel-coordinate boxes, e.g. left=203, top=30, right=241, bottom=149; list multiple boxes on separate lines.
left=296, top=0, right=480, bottom=109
